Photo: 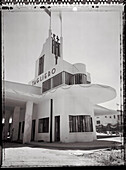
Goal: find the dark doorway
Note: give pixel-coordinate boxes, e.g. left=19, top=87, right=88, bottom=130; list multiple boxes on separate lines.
left=18, top=122, right=21, bottom=140
left=55, top=116, right=60, bottom=142
left=31, top=120, right=36, bottom=141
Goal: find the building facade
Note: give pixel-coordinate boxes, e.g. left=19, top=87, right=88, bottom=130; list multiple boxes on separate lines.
left=94, top=105, right=120, bottom=126
left=2, top=29, right=116, bottom=144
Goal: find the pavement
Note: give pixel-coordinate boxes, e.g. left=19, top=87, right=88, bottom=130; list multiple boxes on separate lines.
left=29, top=137, right=123, bottom=150
left=2, top=136, right=123, bottom=150
left=1, top=136, right=124, bottom=167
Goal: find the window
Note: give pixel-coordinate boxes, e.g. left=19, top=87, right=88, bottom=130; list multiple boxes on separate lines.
left=52, top=38, right=60, bottom=57
left=83, top=74, right=87, bottom=84
left=38, top=55, right=44, bottom=75
left=113, top=115, right=116, bottom=119
left=42, top=78, right=51, bottom=92
left=69, top=115, right=93, bottom=132
left=109, top=116, right=111, bottom=118
left=65, top=72, right=74, bottom=85
left=96, top=120, right=100, bottom=124
left=105, top=116, right=107, bottom=118
left=42, top=72, right=63, bottom=93
left=55, top=42, right=60, bottom=57
left=38, top=118, right=49, bottom=133
left=52, top=38, right=60, bottom=65
left=75, top=74, right=87, bottom=84
left=52, top=39, right=55, bottom=54
left=52, top=72, right=62, bottom=88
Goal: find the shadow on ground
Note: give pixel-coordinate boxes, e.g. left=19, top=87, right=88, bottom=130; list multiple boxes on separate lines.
left=2, top=139, right=123, bottom=151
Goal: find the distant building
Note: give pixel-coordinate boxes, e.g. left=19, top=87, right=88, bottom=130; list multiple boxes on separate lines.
left=94, top=105, right=122, bottom=134
left=94, top=105, right=119, bottom=126
left=2, top=17, right=116, bottom=143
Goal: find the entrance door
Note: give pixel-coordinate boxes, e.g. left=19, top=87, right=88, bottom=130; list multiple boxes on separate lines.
left=31, top=120, right=36, bottom=141
left=55, top=116, right=60, bottom=142
left=18, top=122, right=21, bottom=140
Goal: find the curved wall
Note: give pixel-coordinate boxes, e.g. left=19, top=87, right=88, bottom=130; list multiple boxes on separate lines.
left=35, top=86, right=97, bottom=143
left=73, top=63, right=86, bottom=74
left=60, top=89, right=96, bottom=142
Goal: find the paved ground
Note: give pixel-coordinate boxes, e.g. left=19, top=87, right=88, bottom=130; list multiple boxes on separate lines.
left=2, top=147, right=102, bottom=167
left=1, top=137, right=124, bottom=167
left=29, top=137, right=122, bottom=150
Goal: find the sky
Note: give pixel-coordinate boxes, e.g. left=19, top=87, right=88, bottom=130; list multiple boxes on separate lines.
left=2, top=6, right=123, bottom=110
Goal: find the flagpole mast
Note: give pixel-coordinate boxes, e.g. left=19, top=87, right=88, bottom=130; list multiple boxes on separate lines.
left=49, top=9, right=51, bottom=31
left=59, top=12, right=63, bottom=60
left=60, top=12, right=62, bottom=38
left=44, top=7, right=51, bottom=34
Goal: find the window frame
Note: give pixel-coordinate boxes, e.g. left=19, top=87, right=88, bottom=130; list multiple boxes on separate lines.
left=74, top=74, right=87, bottom=84
left=52, top=72, right=63, bottom=88
left=38, top=55, right=44, bottom=76
left=65, top=72, right=74, bottom=85
left=69, top=115, right=93, bottom=133
left=96, top=120, right=100, bottom=124
left=42, top=78, right=51, bottom=93
left=38, top=117, right=49, bottom=133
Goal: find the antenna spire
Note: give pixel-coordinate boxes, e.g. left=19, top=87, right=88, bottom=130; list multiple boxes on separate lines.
left=44, top=7, right=51, bottom=32
left=59, top=12, right=62, bottom=38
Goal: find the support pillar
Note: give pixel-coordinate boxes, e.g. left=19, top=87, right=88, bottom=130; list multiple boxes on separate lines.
left=12, top=106, right=20, bottom=141
left=23, top=101, right=33, bottom=144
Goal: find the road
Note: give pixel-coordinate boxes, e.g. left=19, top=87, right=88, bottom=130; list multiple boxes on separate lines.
left=1, top=137, right=124, bottom=167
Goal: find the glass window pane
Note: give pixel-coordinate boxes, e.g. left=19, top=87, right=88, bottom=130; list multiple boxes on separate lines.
left=75, top=74, right=87, bottom=84
left=65, top=72, right=74, bottom=85
left=83, top=74, right=87, bottom=84
left=85, top=116, right=93, bottom=132
left=38, top=55, right=44, bottom=75
left=56, top=42, right=60, bottom=57
left=38, top=118, right=49, bottom=133
left=69, top=116, right=72, bottom=132
left=42, top=79, right=51, bottom=92
left=69, top=115, right=93, bottom=133
left=75, top=74, right=83, bottom=84
left=52, top=39, right=55, bottom=54
left=52, top=73, right=62, bottom=88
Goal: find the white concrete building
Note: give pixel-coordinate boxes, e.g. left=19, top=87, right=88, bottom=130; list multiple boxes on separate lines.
left=94, top=105, right=119, bottom=126
left=2, top=27, right=116, bottom=144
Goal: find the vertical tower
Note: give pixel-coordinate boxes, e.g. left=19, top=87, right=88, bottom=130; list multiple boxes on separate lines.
left=34, top=9, right=63, bottom=78
left=34, top=30, right=63, bottom=78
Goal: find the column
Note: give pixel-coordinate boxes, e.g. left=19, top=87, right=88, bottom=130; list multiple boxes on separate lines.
left=12, top=106, right=20, bottom=141
left=23, top=101, right=33, bottom=144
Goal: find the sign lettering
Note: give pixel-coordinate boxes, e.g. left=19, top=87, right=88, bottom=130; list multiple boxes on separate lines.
left=32, top=68, right=56, bottom=85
